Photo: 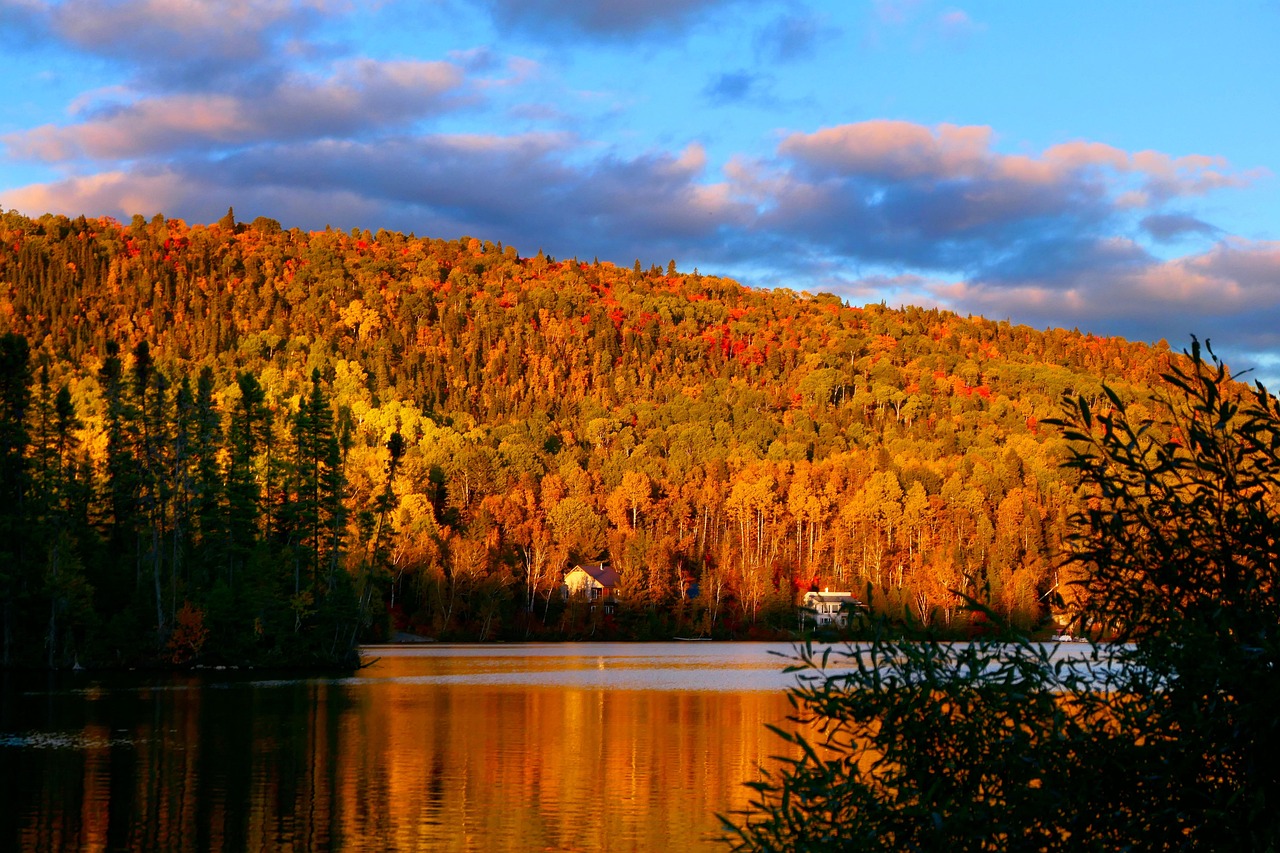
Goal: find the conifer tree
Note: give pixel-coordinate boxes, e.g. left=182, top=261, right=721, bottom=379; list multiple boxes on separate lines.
left=190, top=366, right=224, bottom=578
left=289, top=369, right=342, bottom=596
left=226, top=372, right=267, bottom=587
left=171, top=376, right=195, bottom=606
left=98, top=341, right=137, bottom=560
left=0, top=333, right=31, bottom=666
left=132, top=341, right=171, bottom=637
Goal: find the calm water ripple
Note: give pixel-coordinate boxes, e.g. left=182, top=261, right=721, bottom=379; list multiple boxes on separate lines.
left=0, top=640, right=1113, bottom=851
left=0, top=642, right=802, bottom=852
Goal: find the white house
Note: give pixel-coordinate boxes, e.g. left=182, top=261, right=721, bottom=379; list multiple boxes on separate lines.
left=800, top=589, right=863, bottom=628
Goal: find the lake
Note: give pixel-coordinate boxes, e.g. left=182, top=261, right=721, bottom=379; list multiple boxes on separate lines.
left=0, top=642, right=810, bottom=852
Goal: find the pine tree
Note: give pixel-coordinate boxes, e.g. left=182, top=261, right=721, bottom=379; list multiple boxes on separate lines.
left=190, top=366, right=224, bottom=580
left=98, top=341, right=138, bottom=563
left=132, top=341, right=172, bottom=638
left=226, top=372, right=267, bottom=587
left=0, top=333, right=32, bottom=666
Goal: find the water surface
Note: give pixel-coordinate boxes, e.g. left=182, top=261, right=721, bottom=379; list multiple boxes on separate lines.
left=1, top=642, right=805, bottom=851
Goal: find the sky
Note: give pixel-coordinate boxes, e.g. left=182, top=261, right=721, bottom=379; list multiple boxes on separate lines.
left=2, top=0, right=1279, bottom=382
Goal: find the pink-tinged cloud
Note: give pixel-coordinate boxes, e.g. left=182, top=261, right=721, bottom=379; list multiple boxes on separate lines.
left=915, top=238, right=1280, bottom=356
left=3, top=59, right=467, bottom=161
left=778, top=120, right=993, bottom=181
left=1042, top=140, right=1131, bottom=172
left=868, top=3, right=984, bottom=47
left=0, top=131, right=751, bottom=263
left=754, top=120, right=1263, bottom=277
left=937, top=9, right=984, bottom=40
left=1134, top=239, right=1280, bottom=309
left=873, top=0, right=923, bottom=26
left=782, top=122, right=1260, bottom=196
left=5, top=113, right=1276, bottom=371
left=3, top=169, right=190, bottom=219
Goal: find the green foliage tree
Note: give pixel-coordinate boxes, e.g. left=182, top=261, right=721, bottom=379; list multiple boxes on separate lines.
left=723, top=340, right=1280, bottom=851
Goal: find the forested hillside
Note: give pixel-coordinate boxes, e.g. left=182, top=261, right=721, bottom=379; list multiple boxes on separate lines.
left=0, top=208, right=1183, bottom=666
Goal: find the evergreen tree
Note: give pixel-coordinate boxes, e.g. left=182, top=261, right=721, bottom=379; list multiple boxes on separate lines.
left=0, top=333, right=32, bottom=666
left=226, top=372, right=267, bottom=587
left=190, top=366, right=224, bottom=579
left=132, top=341, right=172, bottom=639
left=289, top=369, right=343, bottom=596
left=98, top=341, right=137, bottom=558
left=171, top=376, right=195, bottom=608
left=40, top=384, right=89, bottom=667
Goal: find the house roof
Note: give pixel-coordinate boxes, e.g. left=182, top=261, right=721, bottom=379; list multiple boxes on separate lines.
left=803, top=590, right=862, bottom=605
left=572, top=562, right=621, bottom=588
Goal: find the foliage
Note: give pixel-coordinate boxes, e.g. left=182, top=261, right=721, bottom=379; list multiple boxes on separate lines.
left=723, top=340, right=1280, bottom=850
left=166, top=601, right=208, bottom=665
left=0, top=327, right=375, bottom=669
left=0, top=208, right=1191, bottom=656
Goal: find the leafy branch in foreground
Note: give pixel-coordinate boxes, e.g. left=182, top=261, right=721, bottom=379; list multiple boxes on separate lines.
left=724, top=338, right=1280, bottom=851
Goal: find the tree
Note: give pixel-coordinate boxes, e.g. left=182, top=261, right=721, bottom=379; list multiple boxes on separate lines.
left=225, top=372, right=268, bottom=586
left=1052, top=338, right=1280, bottom=845
left=289, top=369, right=344, bottom=595
left=488, top=483, right=563, bottom=620
left=0, top=333, right=31, bottom=666
left=547, top=496, right=606, bottom=564
left=132, top=340, right=172, bottom=640
left=188, top=367, right=223, bottom=582
left=724, top=339, right=1280, bottom=851
left=97, top=340, right=138, bottom=555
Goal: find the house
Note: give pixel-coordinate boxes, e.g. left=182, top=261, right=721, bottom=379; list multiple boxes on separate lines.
left=799, top=589, right=863, bottom=628
left=563, top=562, right=621, bottom=605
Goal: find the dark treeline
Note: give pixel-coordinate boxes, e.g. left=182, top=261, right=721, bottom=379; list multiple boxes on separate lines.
left=0, top=331, right=372, bottom=669
left=0, top=208, right=1187, bottom=663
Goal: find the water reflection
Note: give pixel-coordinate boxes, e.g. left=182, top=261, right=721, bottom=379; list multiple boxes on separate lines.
left=1, top=643, right=800, bottom=851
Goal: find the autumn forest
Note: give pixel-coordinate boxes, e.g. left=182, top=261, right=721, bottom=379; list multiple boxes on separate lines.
left=0, top=208, right=1183, bottom=668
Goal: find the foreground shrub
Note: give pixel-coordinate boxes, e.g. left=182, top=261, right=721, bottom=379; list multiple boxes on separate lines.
left=725, top=339, right=1280, bottom=851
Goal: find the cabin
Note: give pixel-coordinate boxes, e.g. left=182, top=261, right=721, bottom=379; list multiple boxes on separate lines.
left=799, top=589, right=863, bottom=628
left=563, top=562, right=621, bottom=608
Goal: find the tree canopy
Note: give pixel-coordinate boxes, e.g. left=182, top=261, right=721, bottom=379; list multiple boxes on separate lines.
left=0, top=207, right=1195, bottom=663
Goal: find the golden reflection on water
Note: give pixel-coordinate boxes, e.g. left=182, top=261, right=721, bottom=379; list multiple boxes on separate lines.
left=2, top=645, right=800, bottom=852
left=349, top=684, right=792, bottom=850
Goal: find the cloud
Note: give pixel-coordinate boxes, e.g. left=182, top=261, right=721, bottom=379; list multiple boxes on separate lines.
left=5, top=106, right=1276, bottom=375
left=712, top=120, right=1279, bottom=362
left=936, top=8, right=984, bottom=41
left=913, top=239, right=1280, bottom=350
left=4, top=59, right=469, bottom=161
left=778, top=121, right=993, bottom=181
left=3, top=134, right=750, bottom=264
left=1140, top=212, right=1221, bottom=243
left=4, top=167, right=216, bottom=222
left=872, top=0, right=924, bottom=26
left=756, top=120, right=1260, bottom=279
left=753, top=10, right=833, bottom=62
left=6, top=118, right=1260, bottom=284
left=704, top=71, right=761, bottom=104
left=866, top=2, right=984, bottom=47
left=1, top=0, right=337, bottom=85
left=476, top=0, right=755, bottom=38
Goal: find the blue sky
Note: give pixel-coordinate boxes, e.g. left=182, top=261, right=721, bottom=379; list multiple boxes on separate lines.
left=2, top=1, right=1279, bottom=380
